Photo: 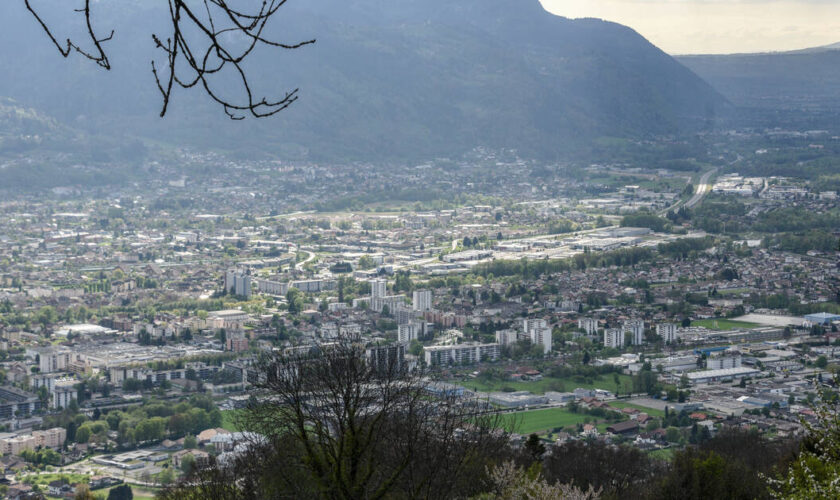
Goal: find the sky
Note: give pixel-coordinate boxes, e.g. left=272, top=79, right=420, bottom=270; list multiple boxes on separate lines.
left=539, top=0, right=840, bottom=55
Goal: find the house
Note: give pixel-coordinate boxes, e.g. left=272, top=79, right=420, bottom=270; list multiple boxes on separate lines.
left=48, top=479, right=70, bottom=497
left=5, top=484, right=35, bottom=500
left=581, top=424, right=599, bottom=438
left=197, top=428, right=230, bottom=446
left=606, top=420, right=640, bottom=436
left=172, top=449, right=211, bottom=469
left=89, top=476, right=123, bottom=490
left=0, top=455, right=27, bottom=475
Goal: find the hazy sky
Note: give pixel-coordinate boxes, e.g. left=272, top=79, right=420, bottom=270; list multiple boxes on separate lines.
left=539, top=0, right=840, bottom=54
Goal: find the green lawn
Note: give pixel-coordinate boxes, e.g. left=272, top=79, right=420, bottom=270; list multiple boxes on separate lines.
left=500, top=408, right=595, bottom=435
left=24, top=472, right=90, bottom=486
left=457, top=374, right=635, bottom=396
left=610, top=401, right=665, bottom=418
left=97, top=485, right=159, bottom=500
left=221, top=409, right=245, bottom=431
left=693, top=319, right=760, bottom=331
left=648, top=448, right=676, bottom=461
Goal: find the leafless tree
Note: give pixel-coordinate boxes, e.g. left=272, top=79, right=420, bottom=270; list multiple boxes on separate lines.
left=159, top=337, right=510, bottom=499
left=24, top=0, right=314, bottom=119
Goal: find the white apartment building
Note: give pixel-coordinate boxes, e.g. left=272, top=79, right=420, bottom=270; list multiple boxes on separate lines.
left=33, top=427, right=67, bottom=448
left=398, top=322, right=432, bottom=343
left=370, top=279, right=387, bottom=299
left=623, top=320, right=645, bottom=346
left=657, top=323, right=678, bottom=343
left=522, top=319, right=552, bottom=355
left=52, top=380, right=78, bottom=409
left=39, top=348, right=72, bottom=373
left=495, top=329, right=518, bottom=346
left=412, top=289, right=433, bottom=312
left=424, top=343, right=500, bottom=366
left=578, top=318, right=599, bottom=336
left=707, top=353, right=742, bottom=370
left=224, top=270, right=252, bottom=298
left=604, top=328, right=624, bottom=349
left=257, top=278, right=288, bottom=296
left=0, top=434, right=36, bottom=455
left=291, top=279, right=336, bottom=293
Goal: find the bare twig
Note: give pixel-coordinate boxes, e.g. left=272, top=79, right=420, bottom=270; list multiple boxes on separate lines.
left=24, top=0, right=314, bottom=119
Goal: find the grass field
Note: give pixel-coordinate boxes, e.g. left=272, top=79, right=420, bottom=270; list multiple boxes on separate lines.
left=221, top=409, right=244, bottom=431
left=499, top=408, right=596, bottom=435
left=456, top=374, right=635, bottom=396
left=693, top=319, right=760, bottom=331
left=648, top=448, right=676, bottom=461
left=609, top=401, right=665, bottom=418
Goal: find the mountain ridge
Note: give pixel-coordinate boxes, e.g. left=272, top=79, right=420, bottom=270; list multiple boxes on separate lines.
left=0, top=0, right=728, bottom=161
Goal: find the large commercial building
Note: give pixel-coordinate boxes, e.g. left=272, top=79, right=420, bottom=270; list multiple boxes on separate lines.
left=424, top=343, right=500, bottom=366
left=805, top=312, right=840, bottom=326
left=685, top=367, right=759, bottom=386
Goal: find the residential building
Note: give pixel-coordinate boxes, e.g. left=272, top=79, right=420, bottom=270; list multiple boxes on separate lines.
left=397, top=322, right=432, bottom=343
left=224, top=270, right=252, bottom=298
left=578, top=318, right=599, bottom=336
left=707, top=352, right=742, bottom=370
left=370, top=279, right=387, bottom=299
left=366, top=343, right=406, bottom=372
left=32, top=427, right=66, bottom=448
left=623, top=319, right=645, bottom=346
left=604, top=328, right=623, bottom=349
left=257, top=278, right=288, bottom=296
left=523, top=319, right=552, bottom=355
left=226, top=335, right=249, bottom=353
left=0, top=434, right=36, bottom=455
left=657, top=323, right=678, bottom=343
left=423, top=343, right=500, bottom=366
left=52, top=380, right=78, bottom=409
left=412, top=289, right=433, bottom=312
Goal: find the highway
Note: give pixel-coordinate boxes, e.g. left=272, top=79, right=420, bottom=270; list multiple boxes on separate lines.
left=685, top=168, right=717, bottom=209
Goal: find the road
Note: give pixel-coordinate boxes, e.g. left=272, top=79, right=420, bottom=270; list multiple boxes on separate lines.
left=295, top=249, right=316, bottom=270
left=685, top=168, right=717, bottom=209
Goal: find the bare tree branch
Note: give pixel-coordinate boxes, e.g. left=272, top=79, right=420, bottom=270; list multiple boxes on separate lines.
left=24, top=0, right=314, bottom=119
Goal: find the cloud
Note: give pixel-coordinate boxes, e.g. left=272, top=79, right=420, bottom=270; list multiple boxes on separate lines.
left=539, top=0, right=840, bottom=54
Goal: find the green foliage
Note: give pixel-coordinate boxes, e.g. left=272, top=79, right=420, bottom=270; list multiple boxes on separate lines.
left=774, top=389, right=840, bottom=499
left=621, top=213, right=670, bottom=232
left=107, top=484, right=133, bottom=500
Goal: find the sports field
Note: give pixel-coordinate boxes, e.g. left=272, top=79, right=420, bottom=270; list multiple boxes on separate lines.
left=693, top=319, right=760, bottom=331
left=499, top=408, right=595, bottom=435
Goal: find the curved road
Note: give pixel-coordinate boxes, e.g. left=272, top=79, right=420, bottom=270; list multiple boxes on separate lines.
left=685, top=168, right=717, bottom=209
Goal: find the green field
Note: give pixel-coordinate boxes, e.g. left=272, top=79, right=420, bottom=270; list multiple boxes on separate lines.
left=221, top=409, right=245, bottom=431
left=693, top=319, right=760, bottom=331
left=500, top=408, right=596, bottom=435
left=610, top=401, right=665, bottom=418
left=456, top=374, right=635, bottom=396
left=648, top=448, right=676, bottom=461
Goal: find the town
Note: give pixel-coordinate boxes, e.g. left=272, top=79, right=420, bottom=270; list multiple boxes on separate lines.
left=0, top=135, right=837, bottom=498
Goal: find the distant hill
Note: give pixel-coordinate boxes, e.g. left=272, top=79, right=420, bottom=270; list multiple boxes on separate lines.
left=678, top=45, right=840, bottom=129
left=0, top=0, right=728, bottom=161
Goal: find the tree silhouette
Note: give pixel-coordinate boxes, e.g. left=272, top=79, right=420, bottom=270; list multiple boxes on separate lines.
left=24, top=0, right=314, bottom=119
